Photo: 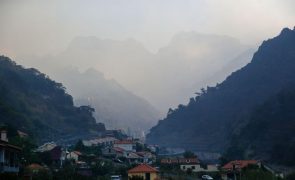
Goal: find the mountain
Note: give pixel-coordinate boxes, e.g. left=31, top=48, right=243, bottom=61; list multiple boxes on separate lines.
left=146, top=27, right=295, bottom=153
left=51, top=67, right=161, bottom=136
left=150, top=32, right=252, bottom=111
left=0, top=55, right=105, bottom=143
left=15, top=33, right=252, bottom=135
left=193, top=48, right=255, bottom=90
left=224, top=87, right=295, bottom=166
left=17, top=33, right=252, bottom=113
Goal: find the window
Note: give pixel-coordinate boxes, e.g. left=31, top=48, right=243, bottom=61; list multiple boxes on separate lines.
left=192, top=166, right=195, bottom=169
left=145, top=173, right=151, bottom=180
left=183, top=166, right=186, bottom=170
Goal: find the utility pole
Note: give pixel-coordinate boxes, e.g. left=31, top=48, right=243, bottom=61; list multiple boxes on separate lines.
left=240, top=170, right=242, bottom=180
left=232, top=163, right=237, bottom=180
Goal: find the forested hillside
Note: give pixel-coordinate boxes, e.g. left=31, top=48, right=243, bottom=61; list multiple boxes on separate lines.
left=224, top=87, right=295, bottom=166
left=0, top=56, right=105, bottom=143
left=147, top=27, right=295, bottom=153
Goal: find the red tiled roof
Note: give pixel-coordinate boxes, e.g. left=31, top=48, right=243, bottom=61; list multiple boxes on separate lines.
left=27, top=163, right=44, bottom=170
left=113, top=147, right=125, bottom=153
left=128, top=164, right=159, bottom=173
left=136, top=151, right=152, bottom=157
left=115, top=140, right=134, bottom=144
left=222, top=160, right=258, bottom=170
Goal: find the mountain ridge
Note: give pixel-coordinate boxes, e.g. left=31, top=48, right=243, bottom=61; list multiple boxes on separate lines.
left=0, top=55, right=105, bottom=144
left=17, top=32, right=252, bottom=113
left=146, top=27, right=295, bottom=153
left=52, top=67, right=161, bottom=136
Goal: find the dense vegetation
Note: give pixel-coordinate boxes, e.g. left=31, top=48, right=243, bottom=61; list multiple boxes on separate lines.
left=0, top=56, right=105, bottom=143
left=224, top=88, right=295, bottom=166
left=147, top=27, right=295, bottom=155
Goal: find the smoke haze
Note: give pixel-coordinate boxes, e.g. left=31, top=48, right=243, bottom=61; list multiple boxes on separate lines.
left=1, top=0, right=294, bottom=113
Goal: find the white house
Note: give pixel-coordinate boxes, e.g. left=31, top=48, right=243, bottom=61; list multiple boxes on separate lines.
left=113, top=140, right=135, bottom=152
left=66, top=151, right=82, bottom=162
left=181, top=164, right=219, bottom=172
left=82, top=137, right=118, bottom=147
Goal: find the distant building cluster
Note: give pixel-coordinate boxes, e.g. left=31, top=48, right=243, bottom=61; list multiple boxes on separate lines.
left=161, top=157, right=219, bottom=173
left=0, top=127, right=287, bottom=179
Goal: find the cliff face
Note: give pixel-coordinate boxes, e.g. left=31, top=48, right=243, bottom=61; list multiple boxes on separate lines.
left=146, top=28, right=295, bottom=152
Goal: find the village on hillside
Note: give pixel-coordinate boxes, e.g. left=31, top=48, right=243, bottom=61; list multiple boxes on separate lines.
left=0, top=127, right=291, bottom=180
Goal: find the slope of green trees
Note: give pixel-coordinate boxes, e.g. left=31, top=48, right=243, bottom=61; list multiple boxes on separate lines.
left=147, top=28, right=295, bottom=155
left=0, top=56, right=105, bottom=143
left=224, top=87, right=295, bottom=166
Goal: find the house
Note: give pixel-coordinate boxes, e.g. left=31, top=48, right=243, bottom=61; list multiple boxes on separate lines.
left=161, top=157, right=199, bottom=165
left=113, top=147, right=125, bottom=158
left=82, top=137, right=118, bottom=147
left=128, top=164, right=159, bottom=180
left=161, top=157, right=217, bottom=173
left=102, top=147, right=117, bottom=157
left=48, top=146, right=63, bottom=166
left=124, top=151, right=142, bottom=164
left=66, top=151, right=82, bottom=162
left=24, top=163, right=49, bottom=179
left=102, top=147, right=125, bottom=158
left=221, top=160, right=260, bottom=180
left=263, top=163, right=285, bottom=178
left=180, top=163, right=219, bottom=173
left=136, top=152, right=156, bottom=164
left=25, top=163, right=46, bottom=174
left=17, top=130, right=28, bottom=138
left=35, top=142, right=57, bottom=153
left=114, top=140, right=135, bottom=152
left=35, top=143, right=63, bottom=167
left=178, top=158, right=201, bottom=172
left=222, top=160, right=260, bottom=171
left=0, top=129, right=21, bottom=173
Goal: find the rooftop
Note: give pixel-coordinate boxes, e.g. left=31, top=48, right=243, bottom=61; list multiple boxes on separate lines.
left=113, top=147, right=125, bottom=153
left=72, top=151, right=82, bottom=156
left=161, top=157, right=200, bottom=164
left=26, top=163, right=44, bottom=170
left=128, top=164, right=159, bottom=173
left=222, top=160, right=259, bottom=170
left=35, top=142, right=57, bottom=152
left=114, top=140, right=134, bottom=144
left=0, top=140, right=21, bottom=151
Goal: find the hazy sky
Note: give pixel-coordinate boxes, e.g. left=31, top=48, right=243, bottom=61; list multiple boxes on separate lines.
left=0, top=0, right=294, bottom=57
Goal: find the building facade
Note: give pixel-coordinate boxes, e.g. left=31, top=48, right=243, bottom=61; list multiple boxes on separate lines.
left=128, top=164, right=159, bottom=180
left=0, top=130, right=21, bottom=173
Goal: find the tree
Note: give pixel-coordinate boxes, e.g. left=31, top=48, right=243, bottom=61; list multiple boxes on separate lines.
left=186, top=168, right=192, bottom=175
left=10, top=135, right=39, bottom=165
left=74, top=140, right=85, bottom=151
left=183, top=150, right=195, bottom=158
